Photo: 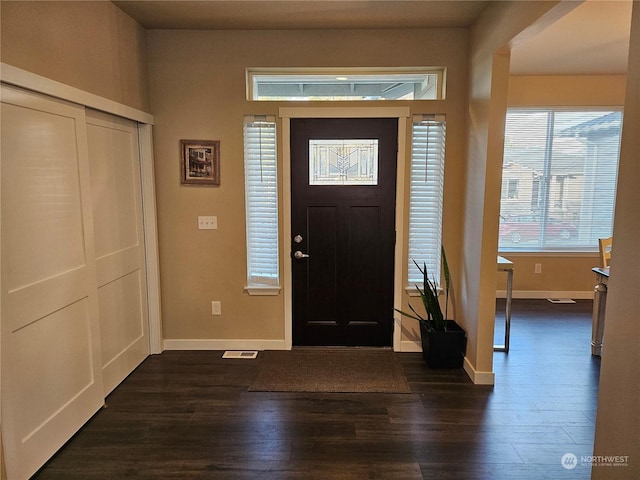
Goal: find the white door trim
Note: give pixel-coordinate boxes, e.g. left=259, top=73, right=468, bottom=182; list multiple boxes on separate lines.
left=279, top=106, right=410, bottom=351
left=138, top=125, right=163, bottom=354
left=0, top=64, right=162, bottom=354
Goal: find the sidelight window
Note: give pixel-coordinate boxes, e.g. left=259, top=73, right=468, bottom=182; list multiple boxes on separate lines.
left=407, top=115, right=446, bottom=286
left=243, top=115, right=279, bottom=293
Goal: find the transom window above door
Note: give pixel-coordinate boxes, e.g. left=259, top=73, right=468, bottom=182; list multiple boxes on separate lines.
left=247, top=68, right=445, bottom=101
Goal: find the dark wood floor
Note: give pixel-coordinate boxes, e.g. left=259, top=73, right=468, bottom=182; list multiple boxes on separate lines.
left=34, top=299, right=599, bottom=479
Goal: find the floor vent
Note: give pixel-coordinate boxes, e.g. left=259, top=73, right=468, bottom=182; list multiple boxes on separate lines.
left=547, top=298, right=576, bottom=304
left=222, top=351, right=258, bottom=359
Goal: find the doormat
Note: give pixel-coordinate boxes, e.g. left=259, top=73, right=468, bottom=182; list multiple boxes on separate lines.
left=249, top=348, right=411, bottom=394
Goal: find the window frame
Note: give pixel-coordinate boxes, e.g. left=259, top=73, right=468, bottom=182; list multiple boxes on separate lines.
left=499, top=107, right=623, bottom=253
left=407, top=114, right=446, bottom=289
left=247, top=67, right=445, bottom=101
left=243, top=115, right=281, bottom=295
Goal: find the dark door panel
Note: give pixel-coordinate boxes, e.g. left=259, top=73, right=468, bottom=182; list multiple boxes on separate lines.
left=291, top=118, right=397, bottom=346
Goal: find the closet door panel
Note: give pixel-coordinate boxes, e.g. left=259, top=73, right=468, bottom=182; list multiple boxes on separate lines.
left=1, top=85, right=104, bottom=480
left=86, top=110, right=149, bottom=395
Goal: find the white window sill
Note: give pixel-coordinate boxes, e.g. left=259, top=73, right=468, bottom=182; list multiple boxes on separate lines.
left=244, top=285, right=281, bottom=296
left=405, top=285, right=443, bottom=297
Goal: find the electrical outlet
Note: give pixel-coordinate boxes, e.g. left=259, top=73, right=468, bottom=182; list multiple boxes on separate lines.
left=198, top=216, right=218, bottom=230
left=535, top=263, right=542, bottom=274
left=211, top=301, right=222, bottom=316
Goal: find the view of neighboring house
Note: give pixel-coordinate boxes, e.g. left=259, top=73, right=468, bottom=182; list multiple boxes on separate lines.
left=499, top=110, right=622, bottom=249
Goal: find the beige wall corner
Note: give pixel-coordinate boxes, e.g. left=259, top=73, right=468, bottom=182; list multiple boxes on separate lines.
left=508, top=75, right=627, bottom=107
left=1, top=432, right=6, bottom=480
left=592, top=1, right=640, bottom=478
left=0, top=1, right=149, bottom=111
left=462, top=1, right=561, bottom=381
left=461, top=49, right=510, bottom=377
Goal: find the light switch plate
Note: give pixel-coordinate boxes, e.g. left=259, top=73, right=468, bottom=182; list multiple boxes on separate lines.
left=198, top=216, right=217, bottom=230
left=211, top=301, right=222, bottom=315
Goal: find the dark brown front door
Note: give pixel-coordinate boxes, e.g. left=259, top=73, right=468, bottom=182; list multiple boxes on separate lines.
left=291, top=118, right=397, bottom=346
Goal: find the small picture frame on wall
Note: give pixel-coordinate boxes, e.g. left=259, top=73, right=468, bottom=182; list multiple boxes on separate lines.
left=180, top=139, right=220, bottom=185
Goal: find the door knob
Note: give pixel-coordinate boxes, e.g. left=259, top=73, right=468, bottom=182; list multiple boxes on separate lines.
left=293, top=250, right=310, bottom=259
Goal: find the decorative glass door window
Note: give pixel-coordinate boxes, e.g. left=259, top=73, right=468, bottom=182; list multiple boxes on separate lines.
left=309, top=139, right=378, bottom=185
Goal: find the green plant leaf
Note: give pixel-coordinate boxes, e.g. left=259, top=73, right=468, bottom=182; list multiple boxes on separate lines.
left=394, top=308, right=423, bottom=322
left=400, top=255, right=452, bottom=332
left=442, top=246, right=450, bottom=321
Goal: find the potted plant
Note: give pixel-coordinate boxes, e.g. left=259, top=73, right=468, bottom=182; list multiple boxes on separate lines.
left=395, top=247, right=467, bottom=368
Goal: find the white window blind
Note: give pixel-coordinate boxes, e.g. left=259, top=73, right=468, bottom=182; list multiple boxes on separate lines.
left=244, top=116, right=279, bottom=287
left=408, top=115, right=446, bottom=285
left=500, top=109, right=622, bottom=251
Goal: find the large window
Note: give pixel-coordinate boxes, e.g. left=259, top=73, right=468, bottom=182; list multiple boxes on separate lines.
left=499, top=109, right=623, bottom=251
left=408, top=115, right=446, bottom=285
left=244, top=115, right=279, bottom=292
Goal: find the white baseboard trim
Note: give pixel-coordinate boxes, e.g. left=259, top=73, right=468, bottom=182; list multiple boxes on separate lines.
left=163, top=339, right=288, bottom=351
left=463, top=358, right=495, bottom=385
left=496, top=290, right=593, bottom=300
left=399, top=340, right=422, bottom=352
left=400, top=343, right=491, bottom=385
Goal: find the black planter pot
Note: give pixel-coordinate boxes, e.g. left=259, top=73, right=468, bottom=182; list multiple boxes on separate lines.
left=420, top=320, right=467, bottom=368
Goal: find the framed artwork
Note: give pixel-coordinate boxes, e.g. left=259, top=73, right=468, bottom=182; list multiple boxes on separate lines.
left=180, top=139, right=220, bottom=185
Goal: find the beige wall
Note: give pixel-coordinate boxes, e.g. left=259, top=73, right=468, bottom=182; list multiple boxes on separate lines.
left=0, top=1, right=149, bottom=111
left=498, top=74, right=628, bottom=295
left=508, top=75, right=627, bottom=106
left=592, top=1, right=640, bottom=477
left=463, top=0, right=563, bottom=377
left=146, top=28, right=469, bottom=342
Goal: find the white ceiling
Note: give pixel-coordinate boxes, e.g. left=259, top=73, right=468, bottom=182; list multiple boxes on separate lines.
left=510, top=0, right=632, bottom=75
left=113, top=1, right=490, bottom=29
left=113, top=0, right=632, bottom=75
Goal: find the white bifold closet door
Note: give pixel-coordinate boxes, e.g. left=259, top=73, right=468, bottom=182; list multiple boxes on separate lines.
left=86, top=110, right=149, bottom=396
left=1, top=87, right=150, bottom=479
left=1, top=85, right=105, bottom=480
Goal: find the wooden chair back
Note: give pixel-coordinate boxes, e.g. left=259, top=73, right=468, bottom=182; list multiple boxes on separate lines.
left=599, top=237, right=613, bottom=268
